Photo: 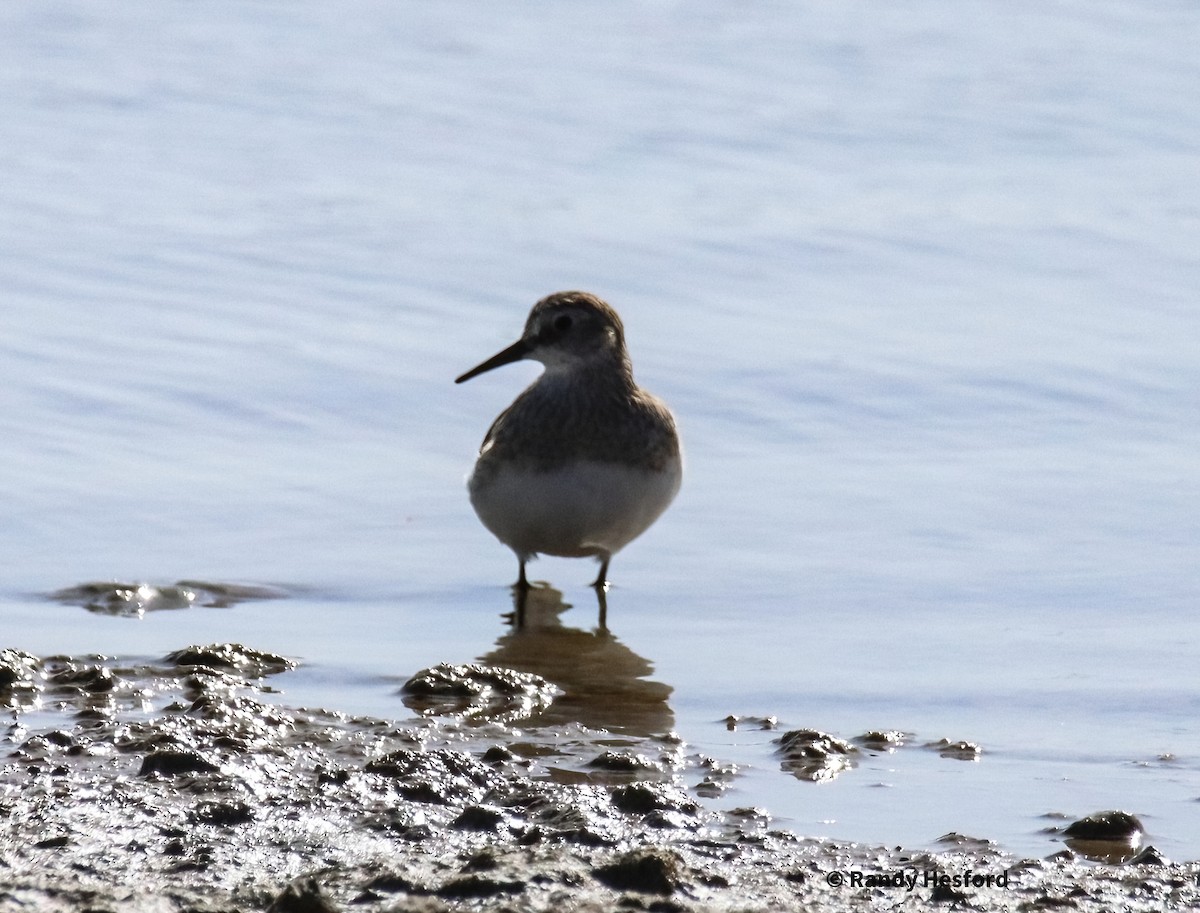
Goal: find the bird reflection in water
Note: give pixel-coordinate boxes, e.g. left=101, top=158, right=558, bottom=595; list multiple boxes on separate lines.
left=479, top=583, right=673, bottom=737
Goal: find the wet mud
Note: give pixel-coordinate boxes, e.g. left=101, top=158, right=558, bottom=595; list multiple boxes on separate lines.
left=3, top=586, right=1199, bottom=911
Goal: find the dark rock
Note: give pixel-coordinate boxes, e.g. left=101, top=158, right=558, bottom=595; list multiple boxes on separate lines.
left=856, top=730, right=907, bottom=750
left=316, top=766, right=351, bottom=786
left=400, top=663, right=557, bottom=721
left=927, top=738, right=982, bottom=760
left=167, top=843, right=215, bottom=873
left=516, top=826, right=545, bottom=845
left=647, top=901, right=687, bottom=913
left=929, top=877, right=969, bottom=903
left=723, top=715, right=777, bottom=731
left=138, top=749, right=220, bottom=778
left=557, top=828, right=618, bottom=846
left=1130, top=845, right=1166, bottom=866
left=460, top=849, right=500, bottom=872
left=268, top=876, right=339, bottom=913
left=436, top=875, right=524, bottom=898
left=1062, top=811, right=1146, bottom=863
left=587, top=750, right=663, bottom=773
left=935, top=832, right=996, bottom=852
left=452, top=805, right=505, bottom=831
left=402, top=662, right=535, bottom=697
left=642, top=810, right=694, bottom=829
left=365, top=749, right=499, bottom=805
left=190, top=800, right=254, bottom=826
left=47, top=663, right=116, bottom=694
left=1063, top=810, right=1144, bottom=842
left=594, top=848, right=683, bottom=895
left=611, top=783, right=698, bottom=817
left=775, top=729, right=857, bottom=781
left=0, top=649, right=41, bottom=695
left=166, top=643, right=295, bottom=677
left=365, top=872, right=421, bottom=893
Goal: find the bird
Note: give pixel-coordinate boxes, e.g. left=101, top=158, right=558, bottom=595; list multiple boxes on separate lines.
left=456, top=291, right=682, bottom=592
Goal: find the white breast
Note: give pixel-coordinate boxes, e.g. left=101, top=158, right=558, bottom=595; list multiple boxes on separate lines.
left=468, top=457, right=682, bottom=562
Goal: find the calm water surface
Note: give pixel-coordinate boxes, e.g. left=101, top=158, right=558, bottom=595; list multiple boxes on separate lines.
left=2, top=2, right=1199, bottom=858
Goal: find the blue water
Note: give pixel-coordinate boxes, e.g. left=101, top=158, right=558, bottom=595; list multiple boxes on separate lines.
left=2, top=1, right=1199, bottom=858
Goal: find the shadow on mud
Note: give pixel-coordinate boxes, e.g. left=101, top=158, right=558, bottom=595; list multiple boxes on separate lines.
left=480, top=583, right=673, bottom=737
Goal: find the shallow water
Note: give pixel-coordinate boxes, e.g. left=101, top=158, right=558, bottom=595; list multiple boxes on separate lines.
left=3, top=1, right=1200, bottom=859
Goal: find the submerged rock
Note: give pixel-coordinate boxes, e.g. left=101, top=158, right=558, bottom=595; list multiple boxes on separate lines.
left=1064, top=810, right=1145, bottom=842
left=775, top=729, right=857, bottom=781
left=50, top=580, right=285, bottom=617
left=1063, top=810, right=1146, bottom=863
left=856, top=729, right=908, bottom=751
left=927, top=737, right=983, bottom=760
left=586, top=749, right=665, bottom=774
left=166, top=643, right=296, bottom=678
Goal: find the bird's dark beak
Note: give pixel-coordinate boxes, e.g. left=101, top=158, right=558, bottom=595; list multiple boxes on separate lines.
left=455, top=338, right=532, bottom=384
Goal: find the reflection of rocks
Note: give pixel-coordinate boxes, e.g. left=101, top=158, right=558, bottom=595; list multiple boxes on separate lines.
left=775, top=729, right=857, bottom=782
left=50, top=580, right=286, bottom=617
left=479, top=585, right=674, bottom=737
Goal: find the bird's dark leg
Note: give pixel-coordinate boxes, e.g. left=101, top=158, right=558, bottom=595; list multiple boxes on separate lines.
left=591, top=556, right=610, bottom=590
left=516, top=560, right=530, bottom=591
left=594, top=583, right=608, bottom=631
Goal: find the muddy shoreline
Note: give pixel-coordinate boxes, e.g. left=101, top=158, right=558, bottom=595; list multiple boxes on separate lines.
left=2, top=642, right=1197, bottom=912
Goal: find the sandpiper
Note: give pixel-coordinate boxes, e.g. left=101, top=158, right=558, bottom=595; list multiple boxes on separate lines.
left=456, top=291, right=682, bottom=591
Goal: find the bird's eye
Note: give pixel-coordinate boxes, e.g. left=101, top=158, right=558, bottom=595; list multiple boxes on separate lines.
left=554, top=314, right=573, bottom=332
